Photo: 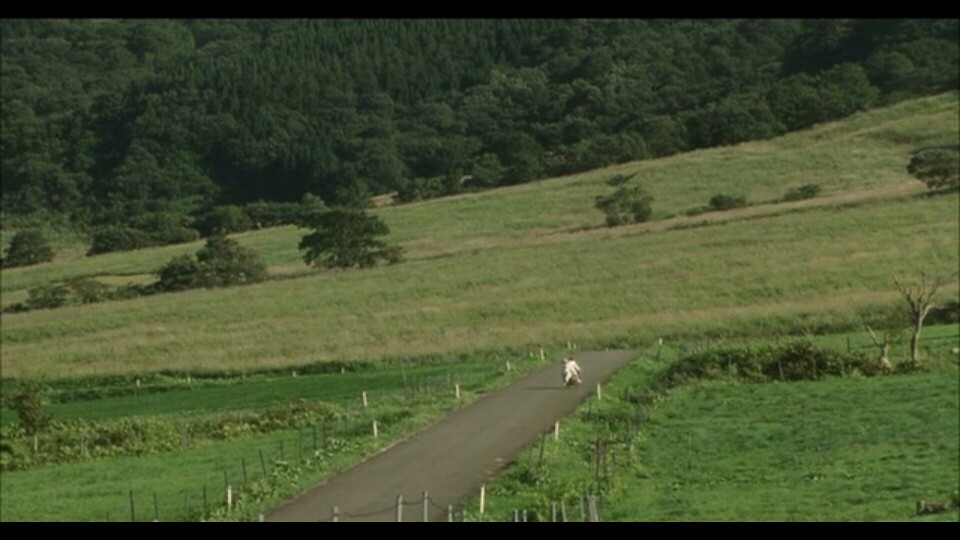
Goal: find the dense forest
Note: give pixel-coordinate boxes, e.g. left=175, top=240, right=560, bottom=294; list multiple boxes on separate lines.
left=2, top=19, right=957, bottom=236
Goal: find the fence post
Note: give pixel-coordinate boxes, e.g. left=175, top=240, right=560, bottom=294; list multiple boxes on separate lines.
left=455, top=383, right=461, bottom=400
left=514, top=509, right=519, bottom=522
left=479, top=485, right=485, bottom=515
left=554, top=421, right=559, bottom=441
left=129, top=489, right=136, bottom=522
left=226, top=486, right=233, bottom=510
left=588, top=495, right=599, bottom=522
left=153, top=492, right=160, bottom=522
left=332, top=506, right=340, bottom=523
left=560, top=500, right=567, bottom=522
left=522, top=509, right=528, bottom=522
left=423, top=491, right=429, bottom=522
left=259, top=449, right=268, bottom=476
left=447, top=505, right=454, bottom=522
left=362, top=391, right=368, bottom=408
left=538, top=432, right=547, bottom=467
left=552, top=502, right=558, bottom=522
left=597, top=383, right=602, bottom=401
left=258, top=513, right=265, bottom=522
left=373, top=420, right=379, bottom=438
left=396, top=494, right=403, bottom=522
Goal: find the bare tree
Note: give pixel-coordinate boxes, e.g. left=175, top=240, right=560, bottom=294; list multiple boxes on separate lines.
left=864, top=325, right=893, bottom=372
left=893, top=272, right=955, bottom=364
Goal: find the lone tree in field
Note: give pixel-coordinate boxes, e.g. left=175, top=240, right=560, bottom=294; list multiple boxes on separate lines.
left=893, top=271, right=955, bottom=364
left=298, top=208, right=403, bottom=269
left=595, top=171, right=653, bottom=227
left=907, top=146, right=959, bottom=190
left=2, top=229, right=54, bottom=268
left=4, top=383, right=52, bottom=450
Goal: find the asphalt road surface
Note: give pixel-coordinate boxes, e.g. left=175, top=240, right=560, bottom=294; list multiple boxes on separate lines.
left=265, top=349, right=638, bottom=522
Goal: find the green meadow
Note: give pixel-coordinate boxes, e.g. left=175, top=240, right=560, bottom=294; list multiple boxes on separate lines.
left=1, top=93, right=957, bottom=521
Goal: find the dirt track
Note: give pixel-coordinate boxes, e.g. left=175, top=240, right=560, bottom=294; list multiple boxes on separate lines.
left=265, top=349, right=637, bottom=521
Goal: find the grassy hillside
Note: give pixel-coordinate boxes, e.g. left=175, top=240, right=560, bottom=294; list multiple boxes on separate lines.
left=1, top=93, right=957, bottom=380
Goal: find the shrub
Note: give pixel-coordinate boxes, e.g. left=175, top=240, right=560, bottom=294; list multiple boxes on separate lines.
left=155, top=236, right=267, bottom=292
left=25, top=284, right=71, bottom=310
left=708, top=193, right=747, bottom=211
left=783, top=183, right=822, bottom=202
left=197, top=205, right=253, bottom=237
left=2, top=229, right=54, bottom=268
left=87, top=226, right=155, bottom=255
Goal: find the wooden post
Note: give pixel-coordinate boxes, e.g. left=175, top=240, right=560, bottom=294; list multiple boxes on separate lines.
left=258, top=513, right=265, bottom=522
left=129, top=490, right=136, bottom=522
left=539, top=348, right=545, bottom=361
left=396, top=494, right=403, bottom=522
left=522, top=509, right=528, bottom=522
left=554, top=421, right=559, bottom=441
left=259, top=449, right=268, bottom=476
left=422, top=491, right=429, bottom=522
left=537, top=432, right=547, bottom=468
left=226, top=486, right=233, bottom=510
left=332, top=506, right=339, bottom=523
left=447, top=505, right=454, bottom=522
left=479, top=485, right=486, bottom=515
left=362, top=391, right=368, bottom=408
left=552, top=502, right=558, bottom=522
left=455, top=383, right=461, bottom=400
left=560, top=500, right=567, bottom=522
left=597, top=383, right=602, bottom=401
left=505, top=360, right=512, bottom=371
left=513, top=509, right=519, bottom=522
left=588, top=495, right=599, bottom=522
left=657, top=337, right=663, bottom=361
left=373, top=420, right=379, bottom=438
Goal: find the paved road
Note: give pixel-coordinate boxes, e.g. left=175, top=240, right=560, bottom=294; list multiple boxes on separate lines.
left=265, top=350, right=638, bottom=522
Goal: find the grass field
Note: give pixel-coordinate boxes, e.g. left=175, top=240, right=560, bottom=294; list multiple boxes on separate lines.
left=1, top=93, right=958, bottom=522
left=465, top=326, right=959, bottom=522
left=2, top=93, right=958, bottom=379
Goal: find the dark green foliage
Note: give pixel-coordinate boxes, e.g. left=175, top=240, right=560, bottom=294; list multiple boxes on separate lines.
left=298, top=208, right=403, bottom=269
left=197, top=205, right=254, bottom=237
left=243, top=201, right=306, bottom=228
left=783, top=183, right=822, bottom=201
left=708, top=194, right=748, bottom=211
left=3, top=384, right=52, bottom=435
left=907, top=146, right=960, bottom=189
left=25, top=284, right=71, bottom=310
left=87, top=226, right=155, bottom=255
left=595, top=182, right=654, bottom=227
left=65, top=278, right=112, bottom=304
left=2, top=229, right=54, bottom=268
left=128, top=212, right=199, bottom=245
left=655, top=341, right=887, bottom=393
left=0, top=19, right=953, bottom=228
left=154, top=235, right=267, bottom=292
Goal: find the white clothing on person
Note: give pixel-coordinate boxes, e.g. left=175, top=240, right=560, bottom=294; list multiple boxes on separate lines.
left=563, top=358, right=582, bottom=385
